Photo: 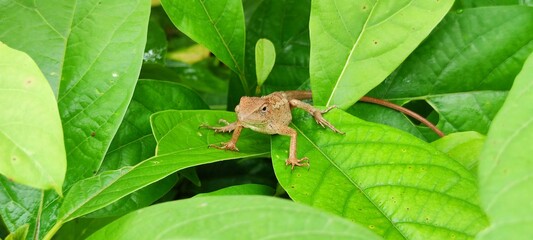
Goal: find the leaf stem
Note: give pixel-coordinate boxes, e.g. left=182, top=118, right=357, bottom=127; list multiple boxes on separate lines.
left=359, top=96, right=445, bottom=137
left=42, top=220, right=63, bottom=240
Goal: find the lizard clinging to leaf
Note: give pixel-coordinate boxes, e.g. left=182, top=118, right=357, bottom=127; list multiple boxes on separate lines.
left=202, top=90, right=343, bottom=169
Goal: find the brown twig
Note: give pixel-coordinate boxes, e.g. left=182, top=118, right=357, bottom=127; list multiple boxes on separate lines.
left=359, top=96, right=445, bottom=137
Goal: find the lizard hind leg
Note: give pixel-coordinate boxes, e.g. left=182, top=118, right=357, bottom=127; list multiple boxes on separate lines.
left=277, top=126, right=310, bottom=170
left=285, top=156, right=309, bottom=170
left=289, top=99, right=344, bottom=134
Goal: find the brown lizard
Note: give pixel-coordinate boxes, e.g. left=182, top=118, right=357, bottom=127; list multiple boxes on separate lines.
left=202, top=90, right=444, bottom=170
left=202, top=90, right=343, bottom=169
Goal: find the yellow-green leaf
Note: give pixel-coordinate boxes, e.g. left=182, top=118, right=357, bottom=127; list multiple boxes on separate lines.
left=310, top=0, right=454, bottom=109
left=255, top=38, right=276, bottom=87
left=0, top=42, right=66, bottom=195
left=478, top=52, right=533, bottom=239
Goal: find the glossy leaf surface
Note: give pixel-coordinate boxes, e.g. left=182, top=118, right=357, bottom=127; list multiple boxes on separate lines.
left=272, top=109, right=488, bottom=239
left=255, top=38, right=276, bottom=87
left=0, top=43, right=65, bottom=195
left=87, top=196, right=381, bottom=240
left=478, top=53, right=533, bottom=239
left=367, top=6, right=533, bottom=138
left=57, top=111, right=269, bottom=222
left=89, top=80, right=208, bottom=217
left=310, top=0, right=454, bottom=109
left=0, top=0, right=150, bottom=238
left=194, top=183, right=275, bottom=197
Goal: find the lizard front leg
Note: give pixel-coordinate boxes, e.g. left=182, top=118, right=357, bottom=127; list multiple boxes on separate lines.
left=289, top=99, right=344, bottom=134
left=200, top=119, right=238, bottom=133
left=201, top=120, right=242, bottom=151
left=277, top=126, right=309, bottom=169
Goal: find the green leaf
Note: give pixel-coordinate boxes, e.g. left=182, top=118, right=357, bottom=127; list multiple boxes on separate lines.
left=87, top=196, right=381, bottom=240
left=5, top=224, right=28, bottom=240
left=0, top=0, right=151, bottom=187
left=0, top=42, right=66, bottom=195
left=431, top=131, right=485, bottom=173
left=255, top=38, right=276, bottom=88
left=57, top=111, right=269, bottom=223
left=272, top=109, right=488, bottom=239
left=429, top=92, right=507, bottom=135
left=140, top=60, right=230, bottom=108
left=0, top=0, right=151, bottom=238
left=310, top=0, right=454, bottom=109
left=195, top=184, right=275, bottom=197
left=89, top=80, right=208, bottom=218
left=369, top=6, right=533, bottom=137
left=101, top=80, right=208, bottom=171
left=348, top=101, right=428, bottom=140
left=57, top=0, right=150, bottom=186
left=244, top=0, right=312, bottom=93
left=52, top=217, right=116, bottom=240
left=0, top=179, right=58, bottom=240
left=454, top=0, right=532, bottom=8
left=0, top=0, right=70, bottom=96
left=161, top=0, right=248, bottom=92
left=477, top=53, right=533, bottom=239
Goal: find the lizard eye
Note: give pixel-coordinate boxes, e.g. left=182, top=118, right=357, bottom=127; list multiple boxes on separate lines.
left=261, top=105, right=267, bottom=112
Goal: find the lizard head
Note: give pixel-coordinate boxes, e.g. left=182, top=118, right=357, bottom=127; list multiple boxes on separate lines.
left=234, top=96, right=269, bottom=130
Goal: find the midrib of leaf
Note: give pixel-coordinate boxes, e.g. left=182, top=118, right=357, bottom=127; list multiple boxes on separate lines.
left=59, top=146, right=270, bottom=222
left=58, top=3, right=136, bottom=103
left=32, top=190, right=44, bottom=240
left=105, top=134, right=153, bottom=155
left=291, top=123, right=406, bottom=239
left=378, top=90, right=508, bottom=101
left=54, top=0, right=77, bottom=98
left=59, top=167, right=132, bottom=222
left=198, top=0, right=248, bottom=92
left=326, top=1, right=378, bottom=107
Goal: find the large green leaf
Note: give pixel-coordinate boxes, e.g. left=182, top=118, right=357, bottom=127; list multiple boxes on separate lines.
left=1, top=0, right=151, bottom=187
left=310, top=0, right=454, bottom=109
left=244, top=0, right=312, bottom=93
left=0, top=43, right=65, bottom=195
left=87, top=80, right=208, bottom=218
left=355, top=6, right=533, bottom=139
left=0, top=0, right=150, bottom=238
left=0, top=0, right=71, bottom=96
left=160, top=0, right=248, bottom=92
left=477, top=53, right=533, bottom=239
left=87, top=196, right=381, bottom=240
left=101, top=80, right=208, bottom=171
left=272, top=109, right=488, bottom=239
left=56, top=111, right=269, bottom=224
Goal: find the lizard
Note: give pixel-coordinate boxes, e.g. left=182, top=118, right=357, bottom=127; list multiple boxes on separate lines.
left=201, top=90, right=445, bottom=170
left=201, top=90, right=343, bottom=169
